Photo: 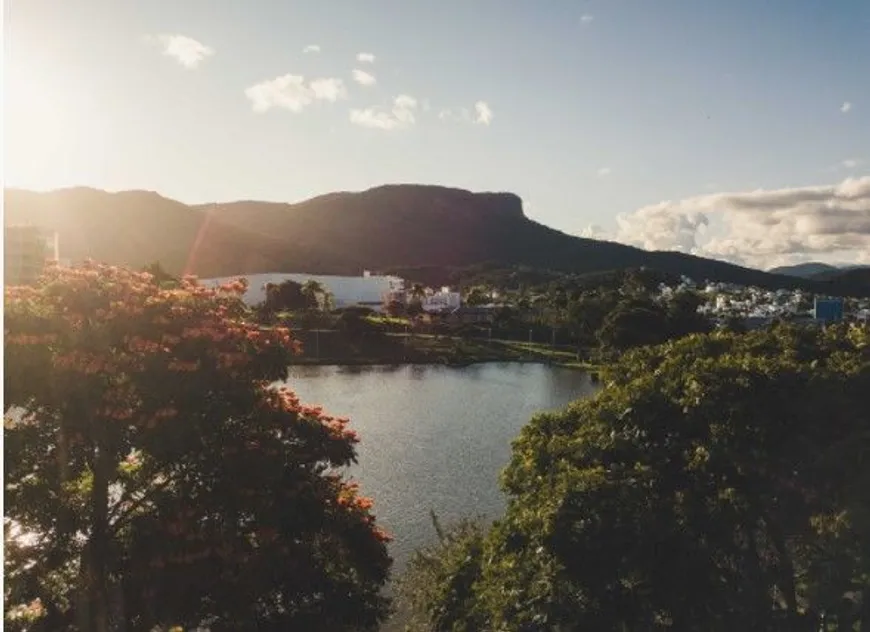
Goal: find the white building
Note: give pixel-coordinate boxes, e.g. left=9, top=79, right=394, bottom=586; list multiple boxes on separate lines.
left=422, top=287, right=461, bottom=312
left=4, top=225, right=59, bottom=285
left=200, top=271, right=405, bottom=311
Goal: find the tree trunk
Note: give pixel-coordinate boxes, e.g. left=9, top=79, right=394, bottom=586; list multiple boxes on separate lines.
left=88, top=445, right=112, bottom=632
left=861, top=586, right=870, bottom=629
left=767, top=518, right=799, bottom=625
left=838, top=597, right=854, bottom=632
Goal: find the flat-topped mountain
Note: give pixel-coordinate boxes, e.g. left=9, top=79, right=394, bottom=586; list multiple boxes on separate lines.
left=4, top=185, right=868, bottom=296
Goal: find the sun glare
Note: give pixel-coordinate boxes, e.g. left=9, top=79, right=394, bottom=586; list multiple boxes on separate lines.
left=4, top=50, right=100, bottom=190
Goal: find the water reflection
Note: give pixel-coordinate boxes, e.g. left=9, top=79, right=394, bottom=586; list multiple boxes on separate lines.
left=284, top=362, right=599, bottom=571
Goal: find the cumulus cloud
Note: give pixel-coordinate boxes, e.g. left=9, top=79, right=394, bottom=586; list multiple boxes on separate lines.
left=309, top=77, right=347, bottom=101
left=352, top=69, right=377, bottom=86
left=303, top=44, right=321, bottom=54
left=357, top=52, right=375, bottom=63
left=439, top=102, right=494, bottom=126
left=615, top=176, right=870, bottom=266
left=245, top=74, right=346, bottom=113
left=350, top=94, right=418, bottom=130
left=148, top=34, right=214, bottom=69
left=579, top=224, right=606, bottom=239
left=597, top=167, right=612, bottom=178
left=841, top=101, right=853, bottom=113
left=580, top=14, right=594, bottom=23
left=474, top=101, right=493, bottom=125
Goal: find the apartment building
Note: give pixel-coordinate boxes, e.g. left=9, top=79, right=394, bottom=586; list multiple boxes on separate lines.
left=5, top=225, right=60, bottom=286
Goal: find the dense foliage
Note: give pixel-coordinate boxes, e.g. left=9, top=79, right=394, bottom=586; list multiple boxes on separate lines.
left=262, top=279, right=321, bottom=313
left=402, top=325, right=870, bottom=630
left=4, top=262, right=391, bottom=632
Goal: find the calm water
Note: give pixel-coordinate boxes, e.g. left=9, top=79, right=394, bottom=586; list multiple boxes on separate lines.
left=283, top=362, right=599, bottom=571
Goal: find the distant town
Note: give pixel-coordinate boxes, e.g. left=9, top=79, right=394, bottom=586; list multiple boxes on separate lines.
left=6, top=224, right=867, bottom=332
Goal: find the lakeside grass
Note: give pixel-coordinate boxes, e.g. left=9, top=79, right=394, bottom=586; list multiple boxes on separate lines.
left=289, top=330, right=600, bottom=371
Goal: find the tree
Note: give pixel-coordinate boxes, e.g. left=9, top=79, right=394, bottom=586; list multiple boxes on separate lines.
left=464, top=286, right=490, bottom=307
left=721, top=313, right=748, bottom=334
left=301, top=279, right=333, bottom=312
left=665, top=289, right=712, bottom=339
left=405, top=325, right=870, bottom=630
left=140, top=262, right=178, bottom=288
left=262, top=279, right=314, bottom=313
left=384, top=299, right=406, bottom=318
left=397, top=513, right=488, bottom=632
left=4, top=262, right=391, bottom=631
left=406, top=301, right=425, bottom=319
left=596, top=299, right=669, bottom=351
left=407, top=284, right=427, bottom=319
left=337, top=307, right=380, bottom=337
left=409, top=283, right=427, bottom=304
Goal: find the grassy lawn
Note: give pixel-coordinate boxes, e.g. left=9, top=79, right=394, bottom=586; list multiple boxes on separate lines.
left=289, top=329, right=599, bottom=371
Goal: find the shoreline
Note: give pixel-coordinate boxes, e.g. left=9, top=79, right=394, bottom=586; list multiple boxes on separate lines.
left=290, top=356, right=598, bottom=371
left=285, top=329, right=601, bottom=372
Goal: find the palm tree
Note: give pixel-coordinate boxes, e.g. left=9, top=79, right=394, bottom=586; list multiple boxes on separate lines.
left=409, top=283, right=427, bottom=304
left=465, top=286, right=489, bottom=307
left=301, top=280, right=330, bottom=311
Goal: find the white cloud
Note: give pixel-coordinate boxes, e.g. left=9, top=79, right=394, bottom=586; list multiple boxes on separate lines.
left=439, top=102, right=493, bottom=126
left=474, top=101, right=493, bottom=125
left=309, top=77, right=347, bottom=102
left=350, top=94, right=418, bottom=130
left=352, top=69, right=377, bottom=86
left=303, top=44, right=321, bottom=54
left=579, top=224, right=605, bottom=239
left=843, top=159, right=860, bottom=169
left=148, top=34, right=214, bottom=69
left=597, top=167, right=612, bottom=177
left=357, top=52, right=376, bottom=63
left=245, top=74, right=346, bottom=113
left=841, top=101, right=853, bottom=113
left=580, top=14, right=594, bottom=23
left=615, top=176, right=870, bottom=267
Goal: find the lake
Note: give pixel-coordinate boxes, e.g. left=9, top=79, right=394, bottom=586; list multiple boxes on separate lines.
left=284, top=362, right=599, bottom=571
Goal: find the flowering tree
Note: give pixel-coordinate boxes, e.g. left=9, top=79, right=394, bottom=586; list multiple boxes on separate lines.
left=4, top=262, right=391, bottom=632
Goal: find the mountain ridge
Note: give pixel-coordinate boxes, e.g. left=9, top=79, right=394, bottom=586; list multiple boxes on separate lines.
left=4, top=184, right=869, bottom=296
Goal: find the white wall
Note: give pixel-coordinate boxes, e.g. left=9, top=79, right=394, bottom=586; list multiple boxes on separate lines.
left=200, top=273, right=405, bottom=311
left=422, top=290, right=461, bottom=312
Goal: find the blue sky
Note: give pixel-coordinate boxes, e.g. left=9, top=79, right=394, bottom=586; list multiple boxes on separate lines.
left=4, top=0, right=870, bottom=268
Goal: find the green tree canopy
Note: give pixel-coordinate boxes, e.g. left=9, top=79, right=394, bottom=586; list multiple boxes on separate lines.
left=4, top=262, right=391, bottom=631
left=300, top=279, right=334, bottom=312
left=263, top=279, right=316, bottom=312
left=403, top=325, right=870, bottom=630
left=464, top=286, right=490, bottom=307
left=596, top=299, right=670, bottom=351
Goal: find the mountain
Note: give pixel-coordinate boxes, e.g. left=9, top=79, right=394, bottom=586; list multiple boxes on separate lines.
left=4, top=185, right=869, bottom=296
left=809, top=267, right=870, bottom=287
left=3, top=187, right=351, bottom=277
left=768, top=262, right=840, bottom=279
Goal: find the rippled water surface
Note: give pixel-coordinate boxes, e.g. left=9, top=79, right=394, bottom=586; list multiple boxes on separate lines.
left=284, top=362, right=599, bottom=570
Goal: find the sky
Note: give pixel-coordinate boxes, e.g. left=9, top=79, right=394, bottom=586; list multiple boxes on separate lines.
left=3, top=0, right=870, bottom=270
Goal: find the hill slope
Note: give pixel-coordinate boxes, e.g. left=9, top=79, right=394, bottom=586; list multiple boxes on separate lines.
left=4, top=185, right=868, bottom=296
left=3, top=188, right=355, bottom=276
left=768, top=262, right=840, bottom=278
left=809, top=267, right=870, bottom=287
